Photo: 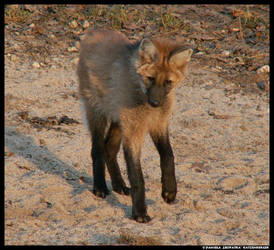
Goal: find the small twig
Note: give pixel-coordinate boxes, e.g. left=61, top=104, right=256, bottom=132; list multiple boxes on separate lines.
left=247, top=53, right=269, bottom=59
left=204, top=54, right=229, bottom=63
left=238, top=16, right=244, bottom=41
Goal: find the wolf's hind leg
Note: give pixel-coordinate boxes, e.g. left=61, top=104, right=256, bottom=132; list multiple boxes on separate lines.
left=105, top=122, right=130, bottom=195
left=88, top=112, right=110, bottom=198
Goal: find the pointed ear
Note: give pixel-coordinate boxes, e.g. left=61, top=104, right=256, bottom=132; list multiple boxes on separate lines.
left=139, top=38, right=158, bottom=63
left=170, top=48, right=193, bottom=68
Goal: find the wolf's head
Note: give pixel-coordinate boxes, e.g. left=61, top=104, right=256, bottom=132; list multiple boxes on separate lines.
left=136, top=38, right=192, bottom=108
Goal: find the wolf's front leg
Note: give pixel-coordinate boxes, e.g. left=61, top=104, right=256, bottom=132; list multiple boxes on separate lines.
left=150, top=128, right=177, bottom=203
left=123, top=136, right=151, bottom=223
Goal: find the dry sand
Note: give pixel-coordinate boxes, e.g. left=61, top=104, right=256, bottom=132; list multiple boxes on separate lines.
left=5, top=23, right=269, bottom=245
left=5, top=56, right=269, bottom=245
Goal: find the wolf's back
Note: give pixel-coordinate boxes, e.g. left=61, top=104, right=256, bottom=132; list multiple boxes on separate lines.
left=77, top=29, right=137, bottom=121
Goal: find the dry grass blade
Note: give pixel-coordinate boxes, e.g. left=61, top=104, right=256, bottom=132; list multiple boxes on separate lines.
left=117, top=230, right=162, bottom=245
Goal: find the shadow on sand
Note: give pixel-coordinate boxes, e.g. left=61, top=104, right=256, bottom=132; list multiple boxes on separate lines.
left=5, top=126, right=135, bottom=218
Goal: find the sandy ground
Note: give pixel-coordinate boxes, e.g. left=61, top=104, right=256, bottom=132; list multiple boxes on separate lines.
left=5, top=54, right=269, bottom=245
left=4, top=5, right=269, bottom=245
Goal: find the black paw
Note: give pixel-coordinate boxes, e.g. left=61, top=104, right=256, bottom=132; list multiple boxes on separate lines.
left=93, top=186, right=110, bottom=198
left=131, top=214, right=151, bottom=223
left=162, top=190, right=176, bottom=204
left=112, top=184, right=130, bottom=196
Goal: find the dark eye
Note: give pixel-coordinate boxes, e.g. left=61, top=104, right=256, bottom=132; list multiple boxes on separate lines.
left=165, top=80, right=172, bottom=86
left=147, top=76, right=155, bottom=83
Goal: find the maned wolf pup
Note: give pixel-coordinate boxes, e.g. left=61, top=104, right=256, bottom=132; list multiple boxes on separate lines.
left=77, top=29, right=192, bottom=223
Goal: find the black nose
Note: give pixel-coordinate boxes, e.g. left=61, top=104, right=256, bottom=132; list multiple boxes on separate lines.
left=148, top=99, right=160, bottom=107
